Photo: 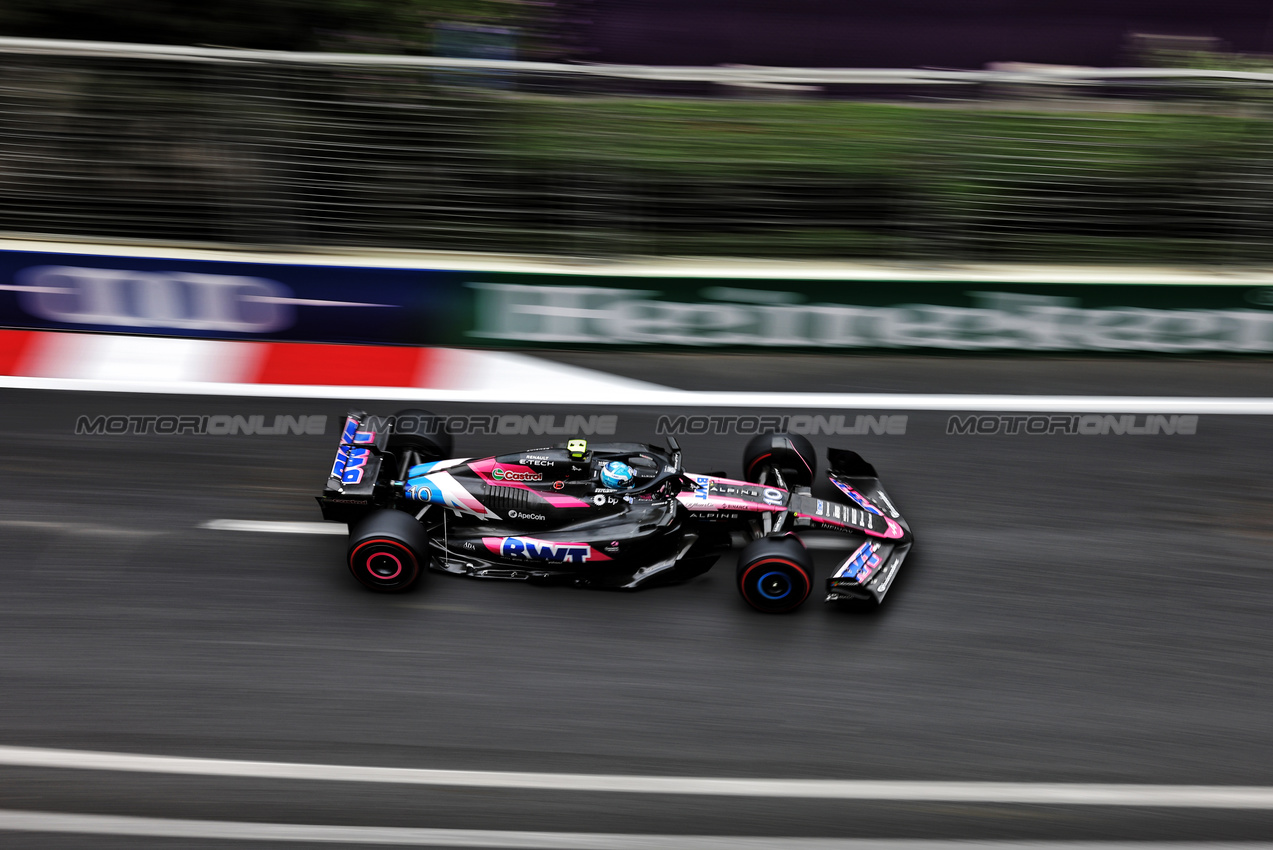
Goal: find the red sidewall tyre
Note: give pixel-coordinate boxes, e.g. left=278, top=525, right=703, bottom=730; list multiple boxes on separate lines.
left=347, top=510, right=428, bottom=593
left=736, top=536, right=813, bottom=613
left=349, top=538, right=420, bottom=591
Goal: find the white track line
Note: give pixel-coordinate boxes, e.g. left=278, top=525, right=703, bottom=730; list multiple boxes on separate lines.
left=202, top=521, right=853, bottom=549
left=0, top=519, right=163, bottom=537
left=200, top=519, right=345, bottom=535
left=3, top=373, right=1273, bottom=413
left=1, top=746, right=1272, bottom=807
left=1, top=811, right=1268, bottom=849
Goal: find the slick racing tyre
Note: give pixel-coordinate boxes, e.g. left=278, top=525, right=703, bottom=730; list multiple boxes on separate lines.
left=736, top=535, right=813, bottom=613
left=347, top=509, right=429, bottom=593
left=388, top=408, right=452, bottom=461
left=742, top=432, right=816, bottom=488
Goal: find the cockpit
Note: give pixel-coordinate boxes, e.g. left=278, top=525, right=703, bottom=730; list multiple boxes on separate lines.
left=593, top=453, right=662, bottom=492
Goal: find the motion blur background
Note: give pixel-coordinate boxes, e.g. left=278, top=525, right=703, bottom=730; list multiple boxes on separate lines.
left=4, top=3, right=1273, bottom=848
left=5, top=1, right=1273, bottom=262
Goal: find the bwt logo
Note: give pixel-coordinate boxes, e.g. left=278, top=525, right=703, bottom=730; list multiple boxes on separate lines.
left=492, top=537, right=599, bottom=563
left=13, top=265, right=393, bottom=333
left=332, top=445, right=371, bottom=485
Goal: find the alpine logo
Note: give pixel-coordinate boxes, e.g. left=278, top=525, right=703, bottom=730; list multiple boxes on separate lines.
left=482, top=536, right=611, bottom=563
left=492, top=466, right=542, bottom=482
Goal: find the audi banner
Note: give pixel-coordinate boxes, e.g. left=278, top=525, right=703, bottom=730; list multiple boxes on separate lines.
left=0, top=247, right=462, bottom=346
left=5, top=242, right=1273, bottom=353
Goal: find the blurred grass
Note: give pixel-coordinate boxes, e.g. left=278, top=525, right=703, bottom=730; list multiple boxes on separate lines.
left=487, top=96, right=1273, bottom=261
left=501, top=97, right=1262, bottom=175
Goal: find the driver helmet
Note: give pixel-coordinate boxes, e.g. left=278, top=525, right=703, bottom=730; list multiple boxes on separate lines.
left=599, top=461, right=636, bottom=489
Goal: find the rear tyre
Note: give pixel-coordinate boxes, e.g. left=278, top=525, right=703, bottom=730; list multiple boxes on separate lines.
left=742, top=433, right=816, bottom=487
left=388, top=408, right=452, bottom=461
left=736, top=535, right=813, bottom=613
left=347, top=509, right=428, bottom=593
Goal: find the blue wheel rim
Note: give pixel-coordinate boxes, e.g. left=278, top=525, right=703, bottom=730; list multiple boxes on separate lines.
left=756, top=570, right=793, bottom=600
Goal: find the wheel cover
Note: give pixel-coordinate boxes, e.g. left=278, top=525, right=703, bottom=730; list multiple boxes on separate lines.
left=739, top=558, right=810, bottom=611
left=756, top=570, right=793, bottom=600
left=350, top=538, right=417, bottom=586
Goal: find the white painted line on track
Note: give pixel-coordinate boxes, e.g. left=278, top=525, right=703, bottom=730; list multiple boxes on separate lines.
left=200, top=519, right=345, bottom=535
left=204, top=520, right=854, bottom=549
left=0, top=811, right=1270, bottom=849
left=2, top=746, right=1273, bottom=808
left=0, top=810, right=1266, bottom=849
left=3, top=373, right=1273, bottom=413
left=0, top=519, right=163, bottom=537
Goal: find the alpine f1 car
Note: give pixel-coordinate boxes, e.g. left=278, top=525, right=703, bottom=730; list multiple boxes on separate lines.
left=316, top=410, right=913, bottom=612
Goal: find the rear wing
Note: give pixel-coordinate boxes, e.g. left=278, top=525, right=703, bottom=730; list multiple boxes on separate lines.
left=325, top=410, right=389, bottom=498
left=317, top=410, right=396, bottom=523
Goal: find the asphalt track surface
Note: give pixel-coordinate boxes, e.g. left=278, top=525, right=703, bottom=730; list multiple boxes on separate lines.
left=1, top=353, right=1272, bottom=847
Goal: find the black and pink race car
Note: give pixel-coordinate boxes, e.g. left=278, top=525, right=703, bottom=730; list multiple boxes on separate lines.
left=317, top=410, right=913, bottom=612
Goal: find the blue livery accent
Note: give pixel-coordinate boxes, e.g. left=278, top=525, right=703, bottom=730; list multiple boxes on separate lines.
left=337, top=447, right=371, bottom=484
left=340, top=417, right=358, bottom=442
left=331, top=444, right=371, bottom=484
left=404, top=481, right=436, bottom=502
left=831, top=478, right=883, bottom=516
left=407, top=461, right=449, bottom=477
left=834, top=541, right=882, bottom=581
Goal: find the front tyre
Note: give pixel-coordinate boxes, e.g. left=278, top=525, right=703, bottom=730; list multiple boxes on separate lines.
left=736, top=535, right=813, bottom=613
left=347, top=509, right=428, bottom=593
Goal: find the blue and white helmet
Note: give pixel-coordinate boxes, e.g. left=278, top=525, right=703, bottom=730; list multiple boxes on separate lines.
left=599, top=461, right=635, bottom=489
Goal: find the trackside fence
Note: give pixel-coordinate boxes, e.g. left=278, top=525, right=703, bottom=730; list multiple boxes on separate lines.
left=4, top=38, right=1273, bottom=263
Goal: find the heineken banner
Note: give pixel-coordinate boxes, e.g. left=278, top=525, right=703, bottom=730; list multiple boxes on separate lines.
left=465, top=278, right=1273, bottom=352
left=3, top=242, right=1273, bottom=353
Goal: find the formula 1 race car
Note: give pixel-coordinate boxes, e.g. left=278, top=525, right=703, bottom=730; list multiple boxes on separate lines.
left=316, top=410, right=913, bottom=612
